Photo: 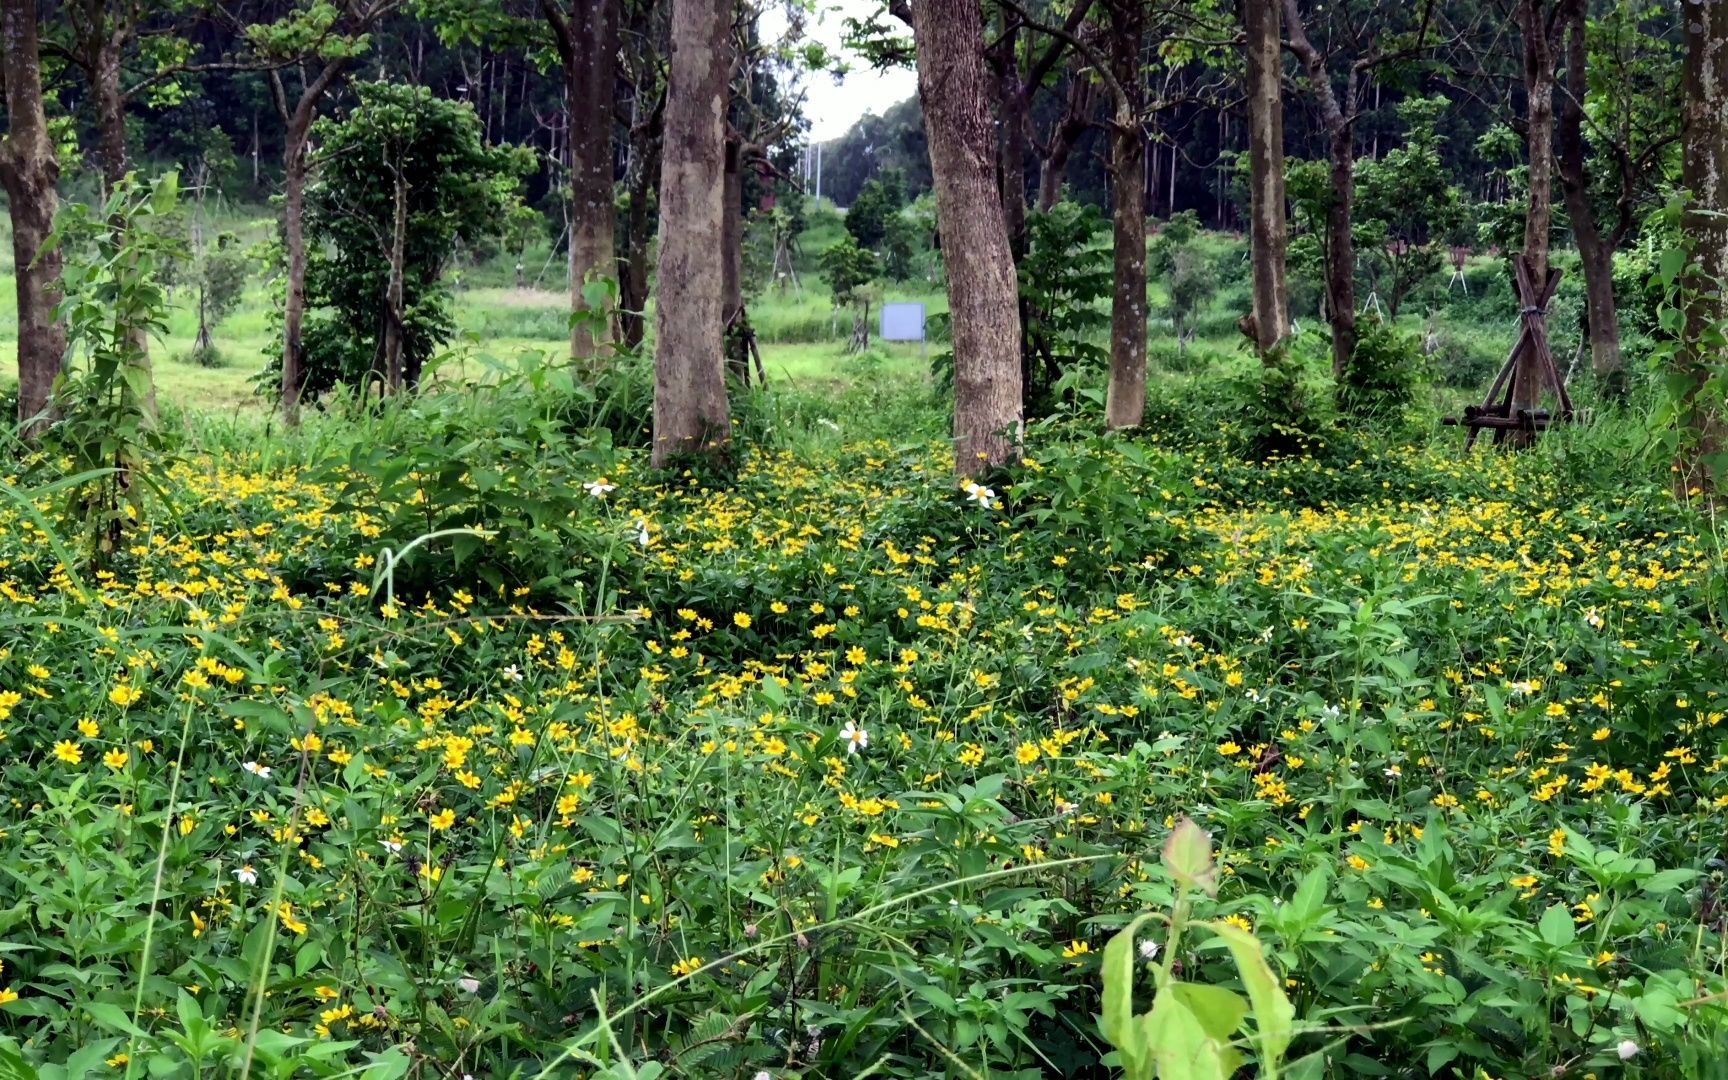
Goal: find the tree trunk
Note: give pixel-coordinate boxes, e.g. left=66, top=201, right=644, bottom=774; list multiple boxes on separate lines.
left=913, top=0, right=1024, bottom=475
left=568, top=0, right=620, bottom=359
left=1282, top=0, right=1355, bottom=379
left=722, top=135, right=748, bottom=383
left=620, top=141, right=659, bottom=348
left=1036, top=72, right=1096, bottom=211
left=0, top=0, right=64, bottom=438
left=1244, top=0, right=1289, bottom=354
left=1322, top=124, right=1357, bottom=372
left=1104, top=0, right=1146, bottom=429
left=281, top=122, right=314, bottom=417
left=88, top=30, right=156, bottom=414
left=998, top=43, right=1030, bottom=259
left=1512, top=0, right=1558, bottom=444
left=90, top=39, right=127, bottom=194
left=1556, top=0, right=1623, bottom=386
left=651, top=0, right=731, bottom=467
left=1680, top=0, right=1728, bottom=493
left=383, top=166, right=408, bottom=392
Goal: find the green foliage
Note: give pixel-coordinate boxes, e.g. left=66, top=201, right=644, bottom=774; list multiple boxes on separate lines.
left=1355, top=97, right=1468, bottom=317
left=1337, top=315, right=1427, bottom=417
left=1225, top=331, right=1335, bottom=457
left=1152, top=213, right=1220, bottom=352
left=1, top=370, right=1727, bottom=1077
left=819, top=235, right=878, bottom=299
left=196, top=231, right=248, bottom=336
left=288, top=81, right=532, bottom=400
left=1100, top=820, right=1294, bottom=1080
left=843, top=170, right=905, bottom=250
left=40, top=172, right=182, bottom=557
left=1021, top=200, right=1111, bottom=415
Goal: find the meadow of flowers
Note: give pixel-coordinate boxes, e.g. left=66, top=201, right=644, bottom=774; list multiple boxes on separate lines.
left=0, top=378, right=1724, bottom=1079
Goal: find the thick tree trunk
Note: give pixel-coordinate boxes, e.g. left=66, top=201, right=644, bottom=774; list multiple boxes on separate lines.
left=913, top=0, right=1024, bottom=475
left=0, top=0, right=65, bottom=438
left=1556, top=0, right=1623, bottom=386
left=568, top=0, right=620, bottom=359
left=1104, top=0, right=1146, bottom=429
left=1244, top=0, right=1289, bottom=355
left=651, top=0, right=731, bottom=466
left=1512, top=0, right=1558, bottom=444
left=722, top=136, right=748, bottom=382
left=1680, top=0, right=1728, bottom=493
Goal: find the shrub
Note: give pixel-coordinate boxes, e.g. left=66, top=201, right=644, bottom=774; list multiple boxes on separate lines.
left=1225, top=330, right=1335, bottom=457
left=1337, top=315, right=1427, bottom=417
left=184, top=344, right=227, bottom=369
left=1430, top=324, right=1505, bottom=389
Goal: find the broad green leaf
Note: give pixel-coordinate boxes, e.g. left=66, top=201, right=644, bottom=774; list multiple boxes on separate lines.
left=1144, top=986, right=1235, bottom=1080
left=1170, top=982, right=1249, bottom=1042
left=1101, top=912, right=1157, bottom=1080
left=1537, top=903, right=1576, bottom=949
left=1208, top=919, right=1296, bottom=1078
left=1163, top=817, right=1219, bottom=896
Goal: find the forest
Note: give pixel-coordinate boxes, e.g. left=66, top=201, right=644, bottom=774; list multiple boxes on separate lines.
left=0, top=0, right=1725, bottom=1077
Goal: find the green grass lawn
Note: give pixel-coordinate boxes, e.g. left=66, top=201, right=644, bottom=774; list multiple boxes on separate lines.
left=0, top=276, right=937, bottom=412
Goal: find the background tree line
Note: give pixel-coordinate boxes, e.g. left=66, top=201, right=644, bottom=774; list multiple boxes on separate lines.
left=0, top=0, right=1724, bottom=484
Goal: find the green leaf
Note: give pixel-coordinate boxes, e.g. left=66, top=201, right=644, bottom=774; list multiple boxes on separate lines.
left=1100, top=912, right=1157, bottom=1080
left=1170, top=982, right=1249, bottom=1042
left=1163, top=817, right=1219, bottom=896
left=1537, top=903, right=1576, bottom=949
left=84, top=1002, right=148, bottom=1040
left=1288, top=866, right=1330, bottom=925
left=1208, top=919, right=1296, bottom=1078
left=1143, top=986, right=1237, bottom=1080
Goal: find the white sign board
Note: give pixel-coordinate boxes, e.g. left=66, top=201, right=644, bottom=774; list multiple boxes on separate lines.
left=880, top=302, right=927, bottom=342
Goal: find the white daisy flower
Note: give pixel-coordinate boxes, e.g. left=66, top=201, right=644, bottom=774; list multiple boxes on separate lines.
left=839, top=720, right=869, bottom=755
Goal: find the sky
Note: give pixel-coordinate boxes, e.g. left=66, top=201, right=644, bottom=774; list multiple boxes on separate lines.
left=761, top=0, right=918, bottom=142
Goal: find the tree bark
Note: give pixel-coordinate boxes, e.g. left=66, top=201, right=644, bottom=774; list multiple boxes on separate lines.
left=618, top=0, right=665, bottom=350
left=1104, top=0, right=1146, bottom=429
left=382, top=166, right=408, bottom=392
left=1680, top=0, right=1728, bottom=493
left=651, top=0, right=731, bottom=466
left=996, top=23, right=1029, bottom=259
left=1282, top=0, right=1356, bottom=379
left=912, top=0, right=1024, bottom=474
left=1036, top=70, right=1096, bottom=210
left=275, top=61, right=346, bottom=421
left=556, top=0, right=620, bottom=359
left=620, top=133, right=660, bottom=348
left=0, top=0, right=64, bottom=438
left=89, top=34, right=127, bottom=194
left=1244, top=0, right=1289, bottom=354
left=722, top=135, right=748, bottom=382
left=1512, top=0, right=1558, bottom=443
left=280, top=126, right=312, bottom=415
left=1555, top=0, right=1623, bottom=386
left=82, top=21, right=158, bottom=414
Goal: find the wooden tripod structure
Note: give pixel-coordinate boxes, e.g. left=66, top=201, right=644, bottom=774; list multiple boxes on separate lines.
left=725, top=305, right=769, bottom=388
left=1444, top=255, right=1574, bottom=448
